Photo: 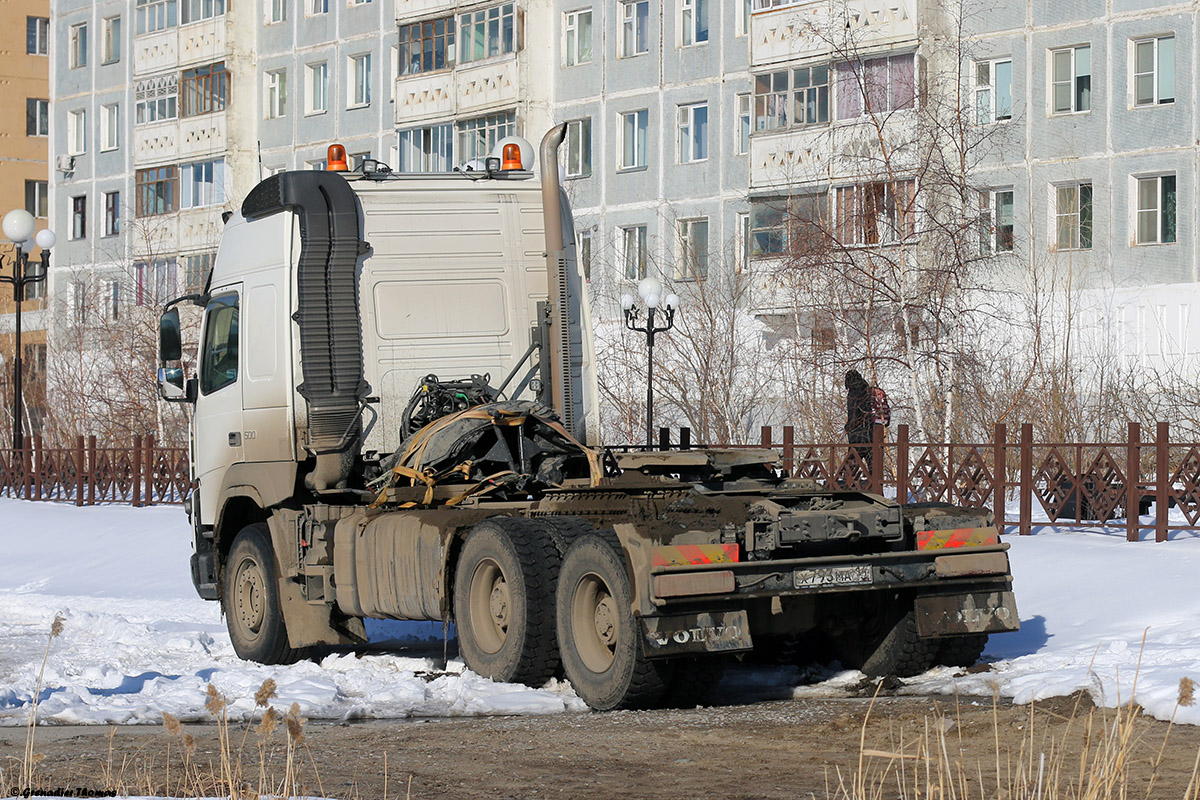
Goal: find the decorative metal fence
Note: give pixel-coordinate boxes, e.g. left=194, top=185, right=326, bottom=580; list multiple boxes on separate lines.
left=2, top=425, right=1197, bottom=540
left=749, top=422, right=1199, bottom=541
left=0, top=436, right=190, bottom=506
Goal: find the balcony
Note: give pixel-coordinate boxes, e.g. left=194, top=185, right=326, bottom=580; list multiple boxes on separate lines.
left=134, top=18, right=227, bottom=76
left=749, top=114, right=921, bottom=191
left=750, top=0, right=917, bottom=69
left=394, top=56, right=518, bottom=125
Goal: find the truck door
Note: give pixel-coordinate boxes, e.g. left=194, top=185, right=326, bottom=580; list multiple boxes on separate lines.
left=194, top=288, right=243, bottom=526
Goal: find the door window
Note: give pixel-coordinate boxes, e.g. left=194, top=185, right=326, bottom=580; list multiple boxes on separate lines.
left=200, top=293, right=239, bottom=394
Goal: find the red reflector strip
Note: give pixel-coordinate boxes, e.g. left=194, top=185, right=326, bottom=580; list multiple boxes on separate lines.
left=651, top=543, right=740, bottom=568
left=917, top=527, right=999, bottom=550
left=654, top=570, right=736, bottom=598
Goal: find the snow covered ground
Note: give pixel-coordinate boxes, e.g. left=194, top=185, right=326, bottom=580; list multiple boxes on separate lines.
left=0, top=497, right=1197, bottom=727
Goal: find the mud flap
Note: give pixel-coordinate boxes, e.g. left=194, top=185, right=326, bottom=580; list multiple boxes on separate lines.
left=640, top=610, right=753, bottom=659
left=914, top=590, right=1020, bottom=638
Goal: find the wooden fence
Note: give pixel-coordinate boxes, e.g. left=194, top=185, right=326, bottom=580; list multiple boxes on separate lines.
left=0, top=436, right=190, bottom=506
left=2, top=425, right=1197, bottom=540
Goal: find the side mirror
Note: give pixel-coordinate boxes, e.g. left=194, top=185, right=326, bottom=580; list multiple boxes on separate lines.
left=158, top=366, right=186, bottom=400
left=160, top=308, right=182, bottom=362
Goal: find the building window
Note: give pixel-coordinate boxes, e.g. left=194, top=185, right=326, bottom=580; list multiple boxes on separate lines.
left=1051, top=45, right=1090, bottom=114
left=456, top=111, right=515, bottom=162
left=137, top=259, right=178, bottom=308
left=350, top=152, right=372, bottom=170
left=135, top=75, right=178, bottom=124
left=69, top=23, right=87, bottom=68
left=67, top=109, right=87, bottom=155
left=26, top=16, right=49, bottom=55
left=755, top=65, right=829, bottom=130
left=136, top=165, right=179, bottom=216
left=307, top=159, right=326, bottom=171
left=459, top=3, right=516, bottom=64
left=677, top=219, right=709, bottom=279
left=25, top=181, right=48, bottom=219
left=979, top=189, right=1014, bottom=254
left=1134, top=36, right=1174, bottom=107
left=564, top=9, right=593, bottom=66
left=737, top=0, right=751, bottom=36
left=836, top=54, right=915, bottom=119
left=305, top=62, right=328, bottom=114
left=101, top=17, right=121, bottom=65
left=182, top=0, right=225, bottom=23
left=104, top=191, right=121, bottom=236
left=68, top=282, right=87, bottom=324
left=679, top=0, right=708, bottom=46
left=181, top=62, right=228, bottom=117
left=184, top=252, right=215, bottom=292
left=265, top=70, right=287, bottom=118
left=975, top=58, right=1012, bottom=123
left=565, top=118, right=592, bottom=178
left=792, top=65, right=829, bottom=126
left=735, top=211, right=750, bottom=272
left=267, top=0, right=286, bottom=23
left=100, top=104, right=120, bottom=151
left=1136, top=175, right=1177, bottom=245
left=398, top=124, right=454, bottom=172
left=71, top=196, right=87, bottom=240
left=836, top=180, right=917, bottom=246
left=577, top=230, right=592, bottom=281
left=620, top=225, right=648, bottom=280
left=349, top=54, right=372, bottom=107
left=399, top=17, right=455, bottom=75
left=310, top=0, right=329, bottom=13
left=620, top=0, right=648, bottom=57
left=104, top=281, right=121, bottom=322
left=182, top=159, right=226, bottom=208
left=736, top=93, right=751, bottom=154
left=137, top=0, right=178, bottom=34
left=677, top=102, right=708, bottom=163
left=1054, top=183, right=1092, bottom=250
left=619, top=109, right=648, bottom=170
left=26, top=99, right=49, bottom=137
left=751, top=194, right=828, bottom=256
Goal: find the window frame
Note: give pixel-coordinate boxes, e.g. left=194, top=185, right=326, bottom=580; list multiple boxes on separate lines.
left=67, top=109, right=87, bottom=155
left=750, top=193, right=829, bottom=258
left=305, top=62, right=328, bottom=114
left=835, top=54, right=916, bottom=120
left=835, top=179, right=918, bottom=247
left=348, top=53, right=372, bottom=108
left=736, top=92, right=751, bottom=155
left=265, top=69, right=287, bottom=119
left=26, top=98, right=49, bottom=137
left=181, top=0, right=226, bottom=23
left=619, top=224, right=648, bottom=281
left=458, top=3, right=517, bottom=65
left=25, top=180, right=49, bottom=219
left=135, top=165, right=179, bottom=217
left=676, top=101, right=708, bottom=164
left=577, top=229, right=593, bottom=282
left=618, top=109, right=649, bottom=171
left=978, top=188, right=1015, bottom=255
left=1133, top=35, right=1174, bottom=107
left=1053, top=183, right=1092, bottom=251
left=679, top=0, right=708, bottom=47
left=181, top=62, right=228, bottom=117
left=104, top=191, right=121, bottom=236
left=399, top=16, right=455, bottom=76
left=181, top=159, right=226, bottom=209
left=619, top=0, right=649, bottom=57
left=100, top=103, right=120, bottom=152
left=101, top=16, right=121, bottom=65
left=676, top=218, right=710, bottom=280
left=565, top=118, right=592, bottom=178
left=135, top=75, right=179, bottom=124
left=456, top=111, right=515, bottom=163
left=27, top=16, right=49, bottom=56
left=974, top=57, right=1013, bottom=124
left=71, top=195, right=87, bottom=240
left=69, top=22, right=88, bottom=69
left=309, top=0, right=329, bottom=13
left=199, top=292, right=239, bottom=396
left=136, top=0, right=178, bottom=34
left=1135, top=174, right=1177, bottom=245
left=563, top=8, right=593, bottom=66
left=1050, top=44, right=1091, bottom=115
left=267, top=0, right=287, bottom=24
left=397, top=124, right=454, bottom=172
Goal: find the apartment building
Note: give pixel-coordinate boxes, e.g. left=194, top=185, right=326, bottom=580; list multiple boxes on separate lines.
left=1, top=1, right=51, bottom=437
left=550, top=0, right=753, bottom=303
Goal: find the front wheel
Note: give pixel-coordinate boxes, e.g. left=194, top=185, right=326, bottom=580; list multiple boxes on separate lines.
left=556, top=533, right=668, bottom=711
left=223, top=523, right=307, bottom=664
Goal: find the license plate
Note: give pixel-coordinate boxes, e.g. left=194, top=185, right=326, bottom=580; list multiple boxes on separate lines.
left=793, top=564, right=873, bottom=589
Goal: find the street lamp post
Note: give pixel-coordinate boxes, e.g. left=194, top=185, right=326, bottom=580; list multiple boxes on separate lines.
left=621, top=277, right=681, bottom=448
left=1, top=210, right=56, bottom=451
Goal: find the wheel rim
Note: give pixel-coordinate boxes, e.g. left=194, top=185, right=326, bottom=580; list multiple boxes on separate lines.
left=467, top=558, right=509, bottom=654
left=570, top=572, right=618, bottom=674
left=232, top=555, right=267, bottom=637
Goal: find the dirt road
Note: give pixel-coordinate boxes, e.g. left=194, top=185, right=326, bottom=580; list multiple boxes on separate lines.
left=4, top=678, right=1200, bottom=800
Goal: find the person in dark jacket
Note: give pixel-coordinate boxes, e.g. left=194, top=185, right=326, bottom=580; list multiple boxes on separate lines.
left=844, top=369, right=873, bottom=472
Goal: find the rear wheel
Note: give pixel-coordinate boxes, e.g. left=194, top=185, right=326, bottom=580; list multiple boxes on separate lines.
left=454, top=517, right=560, bottom=687
left=835, top=595, right=937, bottom=678
left=223, top=523, right=307, bottom=664
left=937, top=633, right=989, bottom=668
left=556, top=533, right=668, bottom=711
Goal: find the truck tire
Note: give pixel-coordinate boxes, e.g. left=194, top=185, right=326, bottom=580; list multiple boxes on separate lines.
left=836, top=597, right=937, bottom=679
left=453, top=517, right=560, bottom=687
left=556, top=532, right=668, bottom=711
left=937, top=633, right=988, bottom=668
left=531, top=516, right=596, bottom=556
left=223, top=523, right=308, bottom=665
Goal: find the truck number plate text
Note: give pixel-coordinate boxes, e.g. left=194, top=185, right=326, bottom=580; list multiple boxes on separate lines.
left=793, top=565, right=873, bottom=589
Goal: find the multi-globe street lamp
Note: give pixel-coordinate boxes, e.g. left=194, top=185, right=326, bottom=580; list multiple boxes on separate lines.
left=620, top=276, right=681, bottom=448
left=1, top=209, right=56, bottom=451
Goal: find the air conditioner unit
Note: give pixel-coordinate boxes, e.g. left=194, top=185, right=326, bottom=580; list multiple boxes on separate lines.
left=56, top=154, right=76, bottom=172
